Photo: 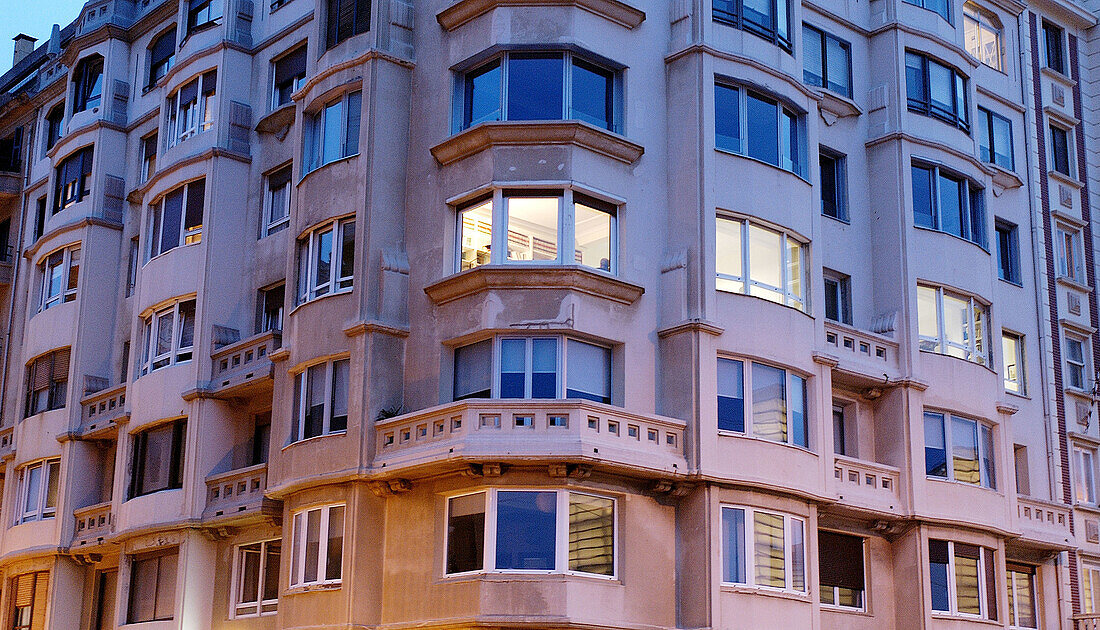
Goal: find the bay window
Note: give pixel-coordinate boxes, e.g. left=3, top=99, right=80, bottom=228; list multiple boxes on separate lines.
left=38, top=245, right=79, bottom=311
left=929, top=539, right=998, bottom=620
left=303, top=90, right=361, bottom=173
left=290, top=358, right=349, bottom=442
left=15, top=459, right=60, bottom=524
left=326, top=0, right=370, bottom=49
left=234, top=540, right=280, bottom=617
left=905, top=52, right=969, bottom=131
left=290, top=504, right=344, bottom=587
left=911, top=162, right=986, bottom=247
left=128, top=549, right=177, bottom=622
left=453, top=336, right=612, bottom=404
left=715, top=215, right=806, bottom=311
left=917, top=285, right=990, bottom=365
left=903, top=0, right=949, bottom=21
left=166, top=71, right=217, bottom=147
left=1006, top=564, right=1037, bottom=628
left=24, top=348, right=69, bottom=417
left=73, top=55, right=103, bottom=113
left=712, top=0, right=791, bottom=51
left=716, top=357, right=807, bottom=448
left=140, top=299, right=196, bottom=374
left=715, top=83, right=805, bottom=176
left=721, top=506, right=805, bottom=592
left=924, top=410, right=996, bottom=488
left=802, top=25, right=851, bottom=98
left=964, top=4, right=1003, bottom=71
left=129, top=419, right=186, bottom=498
left=187, top=0, right=223, bottom=33
left=296, top=217, right=355, bottom=304
left=457, top=190, right=615, bottom=272
left=457, top=51, right=619, bottom=132
left=445, top=490, right=615, bottom=577
left=819, top=530, right=864, bottom=609
left=54, top=146, right=93, bottom=212
left=148, top=178, right=205, bottom=259
left=272, top=45, right=307, bottom=108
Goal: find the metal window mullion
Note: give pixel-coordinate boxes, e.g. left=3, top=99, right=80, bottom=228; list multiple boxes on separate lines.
left=556, top=336, right=564, bottom=398
left=500, top=55, right=510, bottom=122
left=493, top=190, right=506, bottom=264
left=562, top=54, right=572, bottom=121
left=486, top=489, right=498, bottom=570
left=317, top=507, right=329, bottom=583
left=556, top=490, right=568, bottom=571
left=298, top=372, right=307, bottom=441
left=323, top=360, right=334, bottom=434
left=782, top=515, right=791, bottom=590
left=525, top=338, right=533, bottom=397
left=947, top=541, right=958, bottom=613
left=745, top=507, right=755, bottom=586
left=741, top=219, right=750, bottom=294
left=561, top=191, right=574, bottom=267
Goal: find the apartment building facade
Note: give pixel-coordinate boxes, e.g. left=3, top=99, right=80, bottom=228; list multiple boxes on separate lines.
left=0, top=0, right=1096, bottom=626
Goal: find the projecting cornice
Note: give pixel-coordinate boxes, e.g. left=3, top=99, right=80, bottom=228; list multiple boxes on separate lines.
left=430, top=121, right=644, bottom=166
left=424, top=265, right=645, bottom=306
left=436, top=0, right=645, bottom=30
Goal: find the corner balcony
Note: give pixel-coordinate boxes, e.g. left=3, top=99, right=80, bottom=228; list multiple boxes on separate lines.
left=821, top=322, right=902, bottom=384
left=72, top=501, right=114, bottom=549
left=1016, top=496, right=1072, bottom=549
left=199, top=329, right=281, bottom=400
left=374, top=400, right=688, bottom=479
left=830, top=455, right=903, bottom=516
left=203, top=464, right=281, bottom=526
left=78, top=383, right=127, bottom=439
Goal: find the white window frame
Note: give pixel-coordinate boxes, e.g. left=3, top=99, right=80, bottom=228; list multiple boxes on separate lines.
left=455, top=189, right=618, bottom=273
left=930, top=539, right=996, bottom=619
left=713, top=83, right=806, bottom=176
left=453, top=335, right=613, bottom=403
left=264, top=166, right=292, bottom=236
left=1006, top=564, right=1037, bottom=628
left=302, top=90, right=361, bottom=174
left=823, top=269, right=851, bottom=324
left=38, top=245, right=79, bottom=311
left=924, top=410, right=996, bottom=489
left=296, top=217, right=354, bottom=304
left=719, top=505, right=807, bottom=593
left=818, top=531, right=865, bottom=611
left=289, top=504, right=344, bottom=588
left=146, top=179, right=205, bottom=261
left=1056, top=225, right=1084, bottom=282
left=232, top=539, right=280, bottom=617
left=963, top=4, right=1003, bottom=71
left=290, top=357, right=349, bottom=442
left=1076, top=447, right=1097, bottom=505
left=166, top=73, right=216, bottom=148
left=1065, top=333, right=1089, bottom=391
left=715, top=356, right=809, bottom=448
left=443, top=488, right=618, bottom=578
left=139, top=299, right=195, bottom=375
left=14, top=458, right=60, bottom=525
left=715, top=214, right=807, bottom=312
left=1047, top=120, right=1075, bottom=178
left=1083, top=563, right=1100, bottom=614
left=1001, top=331, right=1025, bottom=394
left=917, top=284, right=990, bottom=366
left=140, top=133, right=157, bottom=183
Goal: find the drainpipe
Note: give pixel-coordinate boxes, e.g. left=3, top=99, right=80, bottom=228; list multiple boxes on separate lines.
left=1017, top=12, right=1059, bottom=502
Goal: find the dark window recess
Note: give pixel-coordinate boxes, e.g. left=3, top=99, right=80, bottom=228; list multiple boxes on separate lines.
left=0, top=127, right=23, bottom=173
left=824, top=273, right=852, bottom=324
left=818, top=530, right=864, bottom=605
left=129, top=419, right=186, bottom=498
left=905, top=51, right=969, bottom=132
left=819, top=150, right=846, bottom=220
left=977, top=107, right=1013, bottom=171
left=996, top=220, right=1021, bottom=284
left=273, top=46, right=307, bottom=107
left=24, top=348, right=69, bottom=417
left=1043, top=20, right=1065, bottom=74
left=54, top=146, right=94, bottom=212
left=187, top=0, right=223, bottom=33
left=1049, top=124, right=1071, bottom=176
left=257, top=284, right=285, bottom=333
left=45, top=104, right=64, bottom=152
left=74, top=56, right=104, bottom=113
left=148, top=28, right=176, bottom=88
left=929, top=539, right=950, bottom=611
left=326, top=0, right=370, bottom=49
left=33, top=197, right=46, bottom=241
left=251, top=411, right=271, bottom=465
left=712, top=0, right=792, bottom=51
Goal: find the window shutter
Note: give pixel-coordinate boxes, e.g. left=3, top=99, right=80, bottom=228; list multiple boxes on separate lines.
left=354, top=0, right=371, bottom=35
left=326, top=0, right=341, bottom=47
left=817, top=531, right=864, bottom=591
left=269, top=166, right=292, bottom=190
left=30, top=572, right=49, bottom=630
left=179, top=78, right=198, bottom=105
left=954, top=542, right=980, bottom=560
left=274, top=48, right=307, bottom=86
left=31, top=356, right=50, bottom=390
left=184, top=179, right=205, bottom=231
left=80, top=147, right=94, bottom=177
left=928, top=539, right=949, bottom=564
left=13, top=572, right=35, bottom=607
left=201, top=70, right=217, bottom=95
left=337, top=0, right=357, bottom=42
left=151, top=29, right=176, bottom=65
left=51, top=348, right=70, bottom=382
left=344, top=91, right=362, bottom=157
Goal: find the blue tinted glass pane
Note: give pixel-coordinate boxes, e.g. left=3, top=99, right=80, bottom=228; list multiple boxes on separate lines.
left=746, top=94, right=779, bottom=166
left=322, top=100, right=344, bottom=165
left=500, top=374, right=524, bottom=398
left=743, top=0, right=772, bottom=33
left=802, top=27, right=823, bottom=87
left=715, top=85, right=741, bottom=152
left=992, top=114, right=1012, bottom=169
left=718, top=397, right=745, bottom=432
left=938, top=174, right=963, bottom=238
left=826, top=37, right=850, bottom=97
left=570, top=60, right=613, bottom=130
left=789, top=374, right=807, bottom=447
left=930, top=561, right=950, bottom=610
left=912, top=166, right=935, bottom=228
left=924, top=412, right=948, bottom=477
left=717, top=359, right=745, bottom=432
left=501, top=339, right=525, bottom=372
left=532, top=339, right=556, bottom=372
left=926, top=0, right=948, bottom=20
left=713, top=0, right=737, bottom=22
left=465, top=62, right=501, bottom=127
left=566, top=389, right=609, bottom=403
left=722, top=507, right=746, bottom=583
left=978, top=112, right=992, bottom=162
left=905, top=53, right=925, bottom=105
left=496, top=491, right=557, bottom=570
left=532, top=373, right=556, bottom=398
left=507, top=54, right=564, bottom=121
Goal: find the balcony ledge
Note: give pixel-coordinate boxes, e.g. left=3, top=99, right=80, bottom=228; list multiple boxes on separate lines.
left=430, top=121, right=644, bottom=166
left=425, top=265, right=644, bottom=306
left=437, top=0, right=645, bottom=30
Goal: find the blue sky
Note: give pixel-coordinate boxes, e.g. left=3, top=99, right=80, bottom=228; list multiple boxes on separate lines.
left=0, top=0, right=85, bottom=74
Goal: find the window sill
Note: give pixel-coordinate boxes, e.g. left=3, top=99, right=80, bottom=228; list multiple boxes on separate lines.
left=716, top=430, right=814, bottom=455
left=815, top=89, right=861, bottom=123
left=436, top=0, right=645, bottom=30
left=1003, top=389, right=1030, bottom=401
left=714, top=287, right=810, bottom=317
left=1048, top=167, right=1082, bottom=189
left=911, top=224, right=989, bottom=254
left=714, top=147, right=810, bottom=184
left=1040, top=66, right=1076, bottom=90
left=1055, top=275, right=1093, bottom=294
left=925, top=476, right=1000, bottom=495
left=285, top=582, right=341, bottom=595
left=997, top=276, right=1024, bottom=288
left=281, top=430, right=348, bottom=452
left=425, top=265, right=644, bottom=306
left=288, top=288, right=354, bottom=317
left=917, top=349, right=997, bottom=375
left=1064, top=387, right=1094, bottom=402
left=929, top=613, right=1000, bottom=626
left=821, top=211, right=850, bottom=225
left=988, top=162, right=1022, bottom=192
left=719, top=583, right=810, bottom=601
left=438, top=571, right=620, bottom=584
left=297, top=153, right=360, bottom=186
left=819, top=604, right=870, bottom=616
left=431, top=120, right=644, bottom=166
left=256, top=104, right=296, bottom=135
